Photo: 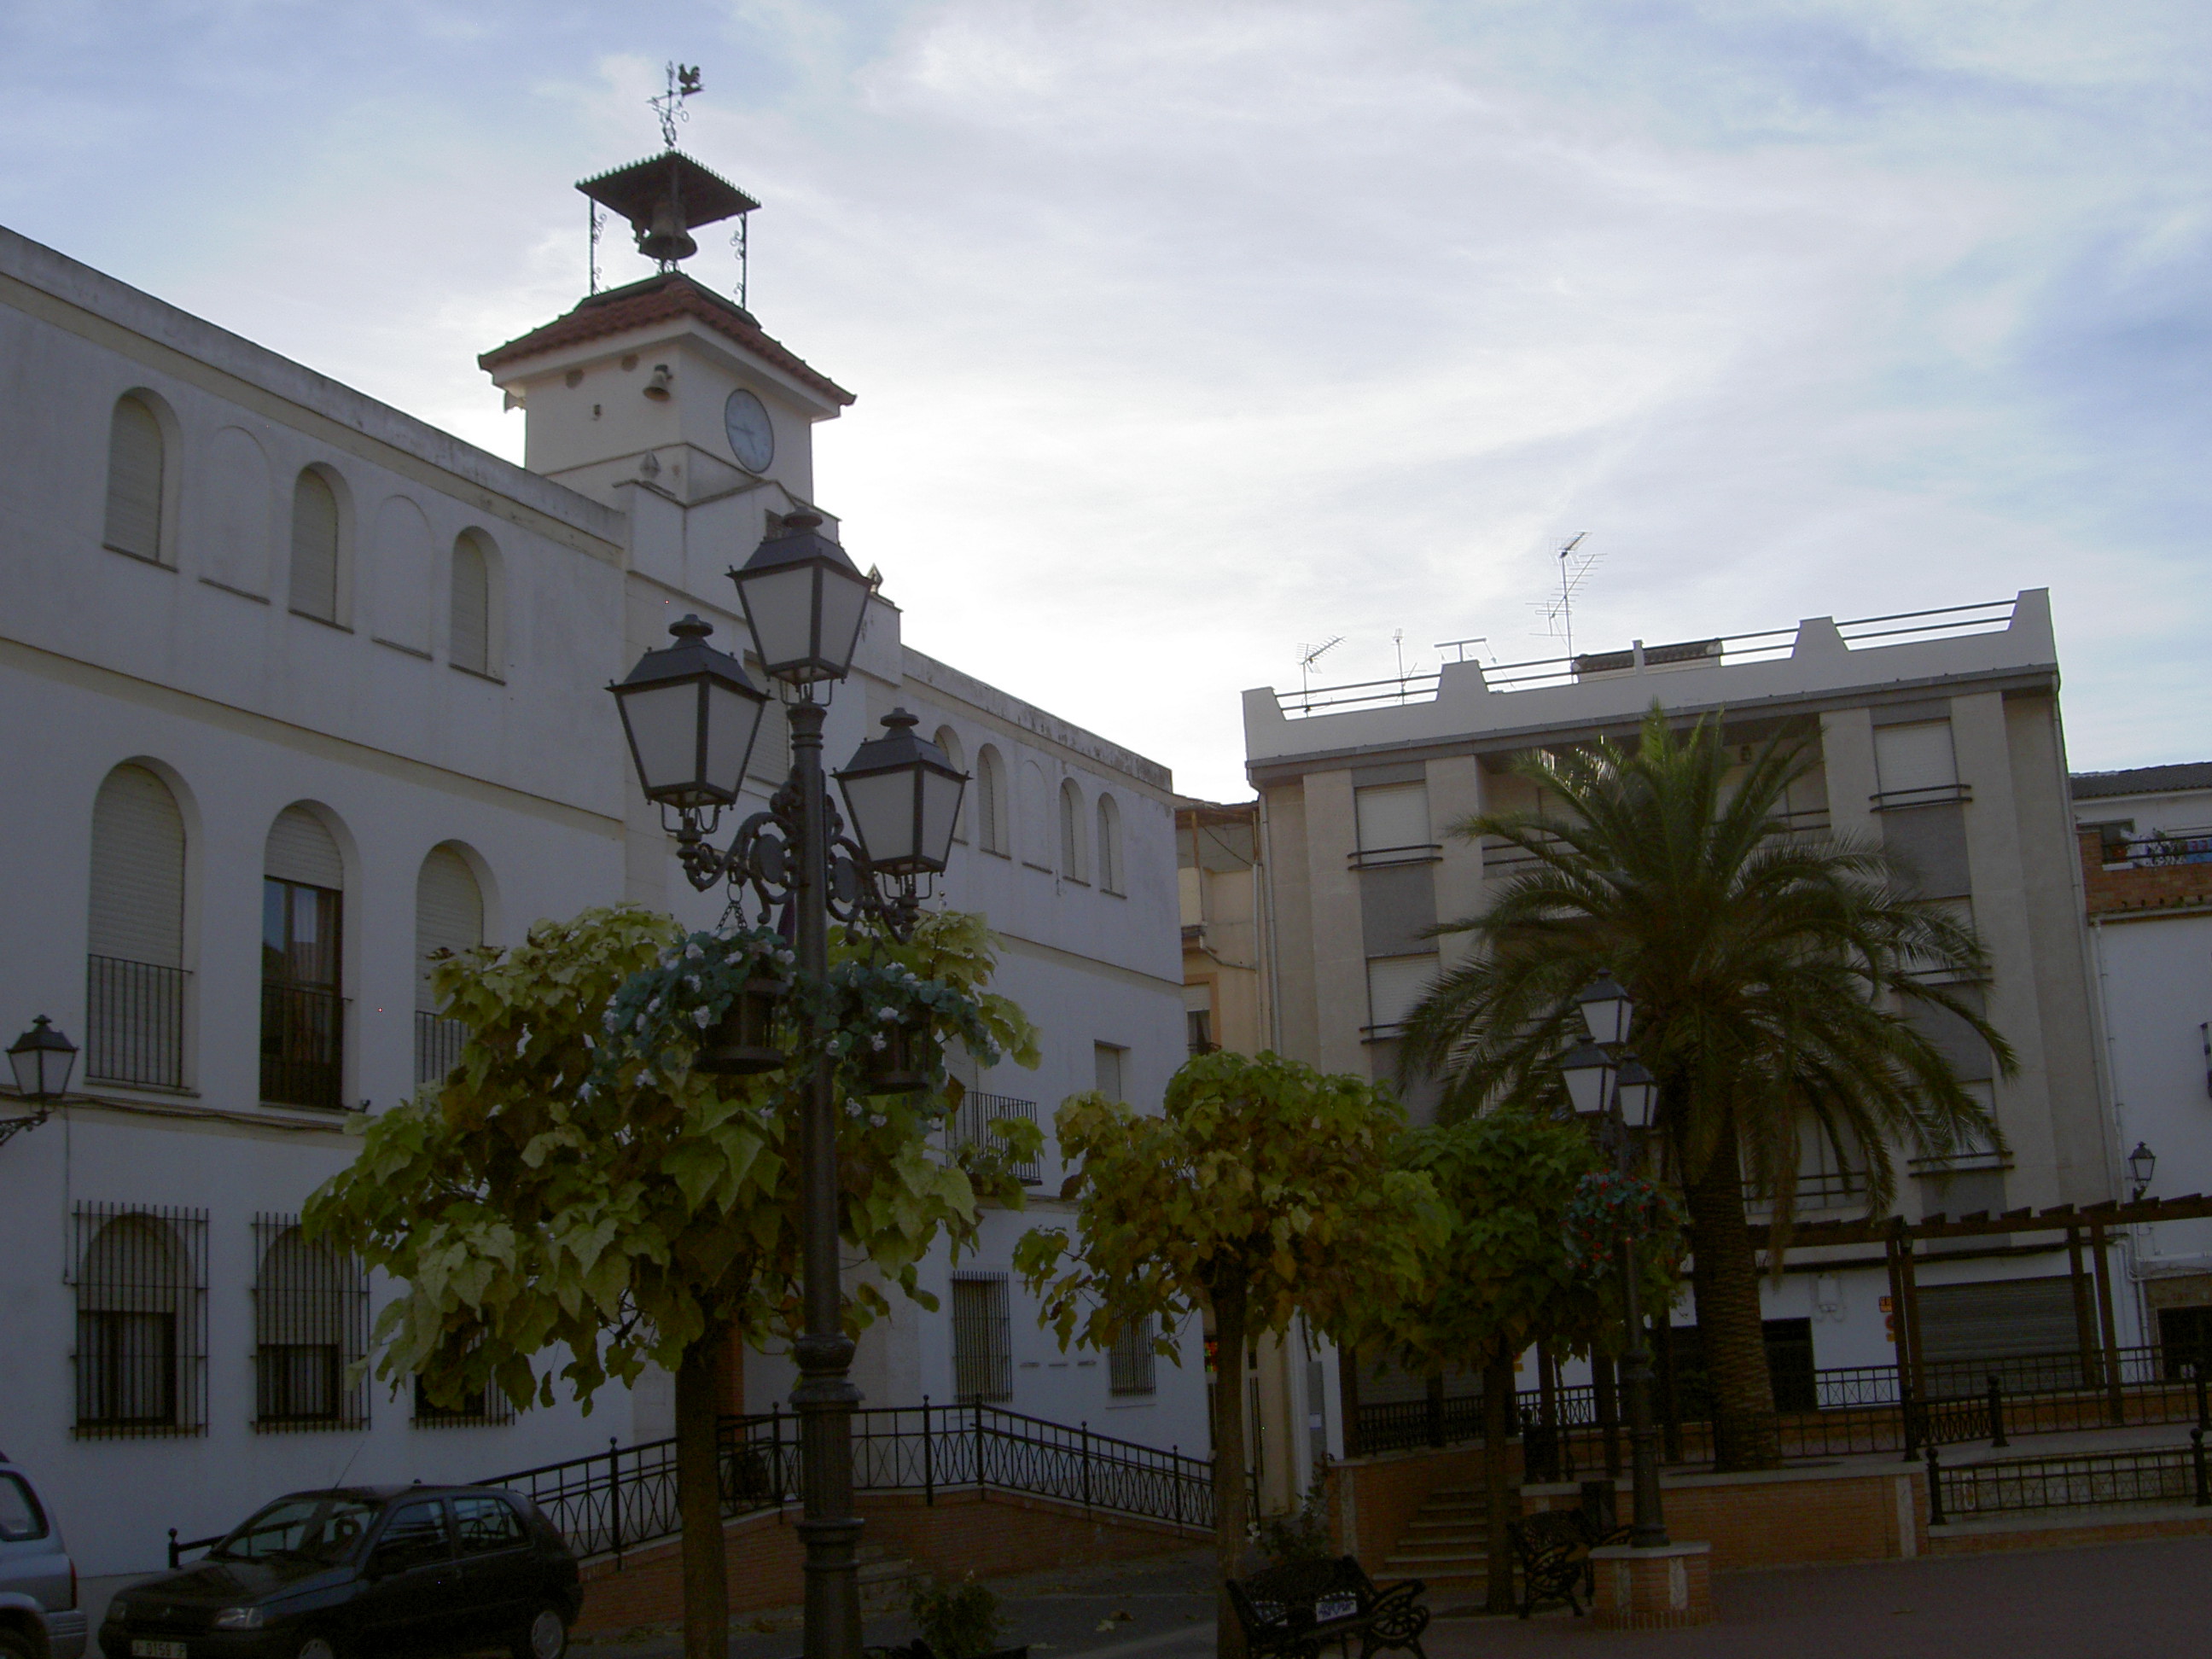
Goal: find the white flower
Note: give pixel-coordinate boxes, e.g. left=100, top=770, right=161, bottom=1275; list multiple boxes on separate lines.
left=876, top=1007, right=899, bottom=1022
left=870, top=1034, right=888, bottom=1051
left=870, top=1114, right=887, bottom=1128
left=693, top=1007, right=714, bottom=1029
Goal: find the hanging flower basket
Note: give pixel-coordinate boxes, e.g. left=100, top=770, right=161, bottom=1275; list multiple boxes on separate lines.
left=1562, top=1168, right=1686, bottom=1278
left=696, top=976, right=787, bottom=1075
left=599, top=923, right=797, bottom=1082
left=857, top=1010, right=937, bottom=1096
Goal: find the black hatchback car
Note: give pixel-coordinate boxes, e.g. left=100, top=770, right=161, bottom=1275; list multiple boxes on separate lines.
left=100, top=1486, right=580, bottom=1659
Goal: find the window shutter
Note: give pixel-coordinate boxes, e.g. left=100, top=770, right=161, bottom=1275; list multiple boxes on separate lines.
left=265, top=806, right=343, bottom=888
left=1365, top=953, right=1439, bottom=1032
left=103, top=399, right=164, bottom=562
left=289, top=472, right=340, bottom=621
left=1356, top=783, right=1430, bottom=854
left=1875, top=722, right=1957, bottom=795
left=415, top=847, right=484, bottom=1011
left=978, top=749, right=1003, bottom=853
left=89, top=765, right=186, bottom=967
left=1060, top=782, right=1085, bottom=878
left=1097, top=795, right=1121, bottom=892
left=450, top=534, right=490, bottom=674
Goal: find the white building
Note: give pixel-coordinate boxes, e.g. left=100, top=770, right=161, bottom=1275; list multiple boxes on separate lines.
left=0, top=157, right=1202, bottom=1575
left=2072, top=763, right=2212, bottom=1353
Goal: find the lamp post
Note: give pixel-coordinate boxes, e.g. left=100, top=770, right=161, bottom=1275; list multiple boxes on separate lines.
left=1560, top=978, right=1669, bottom=1549
left=3, top=1016, right=76, bottom=1149
left=608, top=513, right=965, bottom=1659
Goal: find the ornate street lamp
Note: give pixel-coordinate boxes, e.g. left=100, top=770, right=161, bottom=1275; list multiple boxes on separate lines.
left=3, top=1016, right=76, bottom=1149
left=1560, top=978, right=1669, bottom=1551
left=2128, top=1141, right=2157, bottom=1202
left=610, top=519, right=965, bottom=1659
left=609, top=615, right=771, bottom=814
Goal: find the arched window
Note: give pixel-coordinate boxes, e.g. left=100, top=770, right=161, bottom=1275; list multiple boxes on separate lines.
left=415, top=844, right=485, bottom=1086
left=73, top=1203, right=206, bottom=1435
left=934, top=727, right=968, bottom=843
left=263, top=805, right=345, bottom=1109
left=450, top=531, right=492, bottom=676
left=1020, top=760, right=1051, bottom=869
left=1097, top=794, right=1123, bottom=894
left=1060, top=778, right=1089, bottom=883
left=288, top=469, right=341, bottom=622
left=86, top=764, right=188, bottom=1088
left=975, top=746, right=1009, bottom=857
left=254, top=1218, right=367, bottom=1428
left=103, top=394, right=166, bottom=562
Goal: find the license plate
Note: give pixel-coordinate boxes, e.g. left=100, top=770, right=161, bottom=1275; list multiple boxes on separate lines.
left=132, top=1642, right=188, bottom=1658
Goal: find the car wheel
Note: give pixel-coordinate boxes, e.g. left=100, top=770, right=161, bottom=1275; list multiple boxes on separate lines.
left=513, top=1605, right=568, bottom=1659
left=294, top=1635, right=343, bottom=1659
left=0, top=1627, right=33, bottom=1659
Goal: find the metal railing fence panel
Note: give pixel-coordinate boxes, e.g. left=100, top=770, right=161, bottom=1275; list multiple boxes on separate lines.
left=85, top=957, right=189, bottom=1089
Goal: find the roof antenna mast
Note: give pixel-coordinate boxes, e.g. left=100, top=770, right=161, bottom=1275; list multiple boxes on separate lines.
left=1297, top=636, right=1344, bottom=712
left=1534, top=532, right=1597, bottom=659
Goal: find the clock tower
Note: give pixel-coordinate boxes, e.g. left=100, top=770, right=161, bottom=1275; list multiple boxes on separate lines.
left=478, top=148, right=855, bottom=534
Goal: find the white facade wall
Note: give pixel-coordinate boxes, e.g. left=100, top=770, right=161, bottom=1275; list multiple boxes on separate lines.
left=0, top=223, right=1204, bottom=1572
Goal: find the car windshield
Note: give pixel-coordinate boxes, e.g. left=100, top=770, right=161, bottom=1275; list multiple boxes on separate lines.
left=211, top=1496, right=380, bottom=1565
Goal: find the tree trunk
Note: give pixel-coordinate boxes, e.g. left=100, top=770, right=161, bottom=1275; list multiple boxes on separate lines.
left=1213, top=1277, right=1252, bottom=1659
left=1684, top=1117, right=1780, bottom=1470
left=676, top=1330, right=731, bottom=1659
left=1482, top=1350, right=1516, bottom=1615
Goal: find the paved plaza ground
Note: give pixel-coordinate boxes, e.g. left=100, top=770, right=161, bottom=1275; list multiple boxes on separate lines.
left=578, top=1533, right=2212, bottom=1659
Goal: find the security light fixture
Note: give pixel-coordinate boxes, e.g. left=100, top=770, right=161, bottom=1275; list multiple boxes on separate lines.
left=835, top=709, right=967, bottom=877
left=728, top=512, right=872, bottom=688
left=608, top=614, right=769, bottom=811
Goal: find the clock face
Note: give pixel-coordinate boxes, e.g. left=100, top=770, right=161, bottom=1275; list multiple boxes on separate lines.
left=723, top=388, right=775, bottom=474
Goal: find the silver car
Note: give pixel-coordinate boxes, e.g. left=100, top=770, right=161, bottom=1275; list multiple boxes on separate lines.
left=0, top=1452, right=85, bottom=1659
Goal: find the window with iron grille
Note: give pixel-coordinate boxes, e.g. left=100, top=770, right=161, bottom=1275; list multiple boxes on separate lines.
left=1109, top=1314, right=1157, bottom=1396
left=952, top=1278, right=1012, bottom=1402
left=71, top=1203, right=207, bottom=1437
left=253, top=1214, right=369, bottom=1430
left=411, top=1359, right=516, bottom=1428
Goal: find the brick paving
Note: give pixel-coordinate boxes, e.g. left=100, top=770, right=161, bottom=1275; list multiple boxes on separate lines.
left=1426, top=1535, right=2212, bottom=1657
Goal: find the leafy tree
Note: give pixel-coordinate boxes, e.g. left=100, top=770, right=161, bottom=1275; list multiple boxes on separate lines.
left=306, top=905, right=1039, bottom=1659
left=1332, top=1111, right=1681, bottom=1611
left=1400, top=707, right=2012, bottom=1470
left=1014, top=1050, right=1444, bottom=1659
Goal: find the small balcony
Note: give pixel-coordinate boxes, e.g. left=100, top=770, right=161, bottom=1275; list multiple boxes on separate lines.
left=951, top=1091, right=1042, bottom=1185
left=415, top=1010, right=469, bottom=1088
left=261, top=982, right=345, bottom=1109
left=85, top=956, right=189, bottom=1090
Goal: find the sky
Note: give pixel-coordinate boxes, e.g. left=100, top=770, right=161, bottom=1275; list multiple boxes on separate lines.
left=3, top=1, right=2207, bottom=800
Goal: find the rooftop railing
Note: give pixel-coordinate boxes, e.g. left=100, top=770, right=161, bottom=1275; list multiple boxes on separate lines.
left=1276, top=597, right=2022, bottom=719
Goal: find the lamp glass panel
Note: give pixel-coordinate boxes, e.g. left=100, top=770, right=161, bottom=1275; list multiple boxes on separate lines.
left=618, top=681, right=704, bottom=800
left=815, top=567, right=870, bottom=678
left=1615, top=1072, right=1659, bottom=1128
left=841, top=769, right=919, bottom=868
left=1560, top=1051, right=1614, bottom=1118
left=917, top=769, right=965, bottom=871
left=8, top=1046, right=38, bottom=1097
left=701, top=680, right=765, bottom=800
left=1578, top=983, right=1633, bottom=1046
left=739, top=565, right=820, bottom=672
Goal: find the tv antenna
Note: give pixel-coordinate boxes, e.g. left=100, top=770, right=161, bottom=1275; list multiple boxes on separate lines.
left=1297, top=636, right=1344, bottom=708
left=651, top=62, right=704, bottom=149
left=1534, top=532, right=1598, bottom=658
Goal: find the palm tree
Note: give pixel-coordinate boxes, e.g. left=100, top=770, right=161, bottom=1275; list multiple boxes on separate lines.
left=1400, top=706, right=2013, bottom=1470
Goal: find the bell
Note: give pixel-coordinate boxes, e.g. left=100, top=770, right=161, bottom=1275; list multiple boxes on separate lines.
left=636, top=197, right=698, bottom=264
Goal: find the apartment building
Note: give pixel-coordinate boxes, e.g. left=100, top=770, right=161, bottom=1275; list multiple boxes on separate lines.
left=1243, top=593, right=2127, bottom=1434
left=0, top=163, right=1199, bottom=1572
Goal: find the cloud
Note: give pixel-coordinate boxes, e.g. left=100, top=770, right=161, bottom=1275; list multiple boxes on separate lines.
left=1, top=0, right=2204, bottom=796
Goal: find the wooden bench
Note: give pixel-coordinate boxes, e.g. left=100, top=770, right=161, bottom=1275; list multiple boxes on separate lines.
left=1225, top=1555, right=1430, bottom=1659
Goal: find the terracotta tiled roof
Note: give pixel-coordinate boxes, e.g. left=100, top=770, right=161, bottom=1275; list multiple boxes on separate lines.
left=478, top=274, right=855, bottom=406
left=2071, top=761, right=2212, bottom=800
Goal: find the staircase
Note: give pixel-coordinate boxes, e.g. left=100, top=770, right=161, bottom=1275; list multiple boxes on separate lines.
left=1381, top=1484, right=1494, bottom=1598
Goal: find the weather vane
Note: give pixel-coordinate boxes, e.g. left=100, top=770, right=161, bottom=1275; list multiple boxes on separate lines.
left=650, top=61, right=703, bottom=149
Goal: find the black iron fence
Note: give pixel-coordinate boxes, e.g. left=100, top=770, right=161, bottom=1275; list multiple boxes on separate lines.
left=1931, top=1441, right=2212, bottom=1521
left=85, top=956, right=188, bottom=1089
left=475, top=1400, right=1214, bottom=1565
left=1354, top=1342, right=2212, bottom=1468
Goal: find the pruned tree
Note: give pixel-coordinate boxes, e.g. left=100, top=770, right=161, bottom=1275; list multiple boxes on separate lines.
left=1331, top=1110, right=1681, bottom=1610
left=1013, top=1050, right=1444, bottom=1659
left=306, top=905, right=1039, bottom=1659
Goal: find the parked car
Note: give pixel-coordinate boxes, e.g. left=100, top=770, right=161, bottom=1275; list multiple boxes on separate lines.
left=100, top=1487, right=579, bottom=1659
left=1, top=1451, right=86, bottom=1659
